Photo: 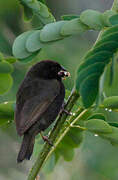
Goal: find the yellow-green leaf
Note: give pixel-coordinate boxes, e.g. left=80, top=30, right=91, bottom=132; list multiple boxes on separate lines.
left=0, top=74, right=13, bottom=95
left=85, top=119, right=112, bottom=133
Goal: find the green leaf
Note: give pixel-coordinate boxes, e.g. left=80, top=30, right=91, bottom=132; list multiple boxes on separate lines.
left=87, top=113, right=106, bottom=121
left=93, top=41, right=118, bottom=54
left=78, top=51, right=111, bottom=74
left=60, top=18, right=89, bottom=36
left=99, top=127, right=118, bottom=145
left=76, top=62, right=105, bottom=90
left=5, top=57, right=17, bottom=64
left=20, top=0, right=41, bottom=14
left=18, top=51, right=39, bottom=63
left=39, top=1, right=50, bottom=18
left=101, top=25, right=118, bottom=38
left=62, top=148, right=74, bottom=162
left=103, top=59, right=118, bottom=97
left=0, top=74, right=13, bottom=95
left=38, top=12, right=55, bottom=24
left=95, top=32, right=118, bottom=47
left=23, top=3, right=33, bottom=21
left=109, top=14, right=118, bottom=25
left=0, top=119, right=11, bottom=127
left=85, top=119, right=112, bottom=133
left=55, top=128, right=83, bottom=162
left=101, top=10, right=116, bottom=26
left=61, top=14, right=80, bottom=21
left=101, top=96, right=118, bottom=110
left=0, top=62, right=13, bottom=73
left=67, top=127, right=83, bottom=147
left=26, top=30, right=44, bottom=52
left=108, top=122, right=118, bottom=128
left=0, top=101, right=15, bottom=123
left=80, top=9, right=104, bottom=30
left=56, top=143, right=74, bottom=161
left=79, top=73, right=100, bottom=108
left=12, top=31, right=34, bottom=59
left=40, top=21, right=67, bottom=42
left=84, top=49, right=112, bottom=60
left=61, top=134, right=78, bottom=148
left=20, top=0, right=55, bottom=24
left=75, top=26, right=118, bottom=108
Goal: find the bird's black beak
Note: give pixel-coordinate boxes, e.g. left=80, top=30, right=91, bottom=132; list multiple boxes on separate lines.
left=58, top=67, right=70, bottom=80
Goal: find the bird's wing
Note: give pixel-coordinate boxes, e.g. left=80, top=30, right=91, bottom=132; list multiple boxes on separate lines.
left=15, top=79, right=60, bottom=136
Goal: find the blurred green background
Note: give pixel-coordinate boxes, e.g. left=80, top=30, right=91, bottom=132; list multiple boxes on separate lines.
left=1, top=0, right=118, bottom=180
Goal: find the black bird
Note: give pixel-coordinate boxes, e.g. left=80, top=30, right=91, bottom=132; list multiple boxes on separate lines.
left=15, top=60, right=70, bottom=163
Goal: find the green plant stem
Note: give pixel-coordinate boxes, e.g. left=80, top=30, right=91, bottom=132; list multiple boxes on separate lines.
left=27, top=89, right=80, bottom=180
left=44, top=108, right=88, bottom=163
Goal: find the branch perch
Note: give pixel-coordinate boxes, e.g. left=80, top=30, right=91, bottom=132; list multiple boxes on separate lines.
left=27, top=89, right=80, bottom=180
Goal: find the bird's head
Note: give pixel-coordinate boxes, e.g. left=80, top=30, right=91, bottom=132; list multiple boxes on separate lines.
left=29, top=60, right=70, bottom=80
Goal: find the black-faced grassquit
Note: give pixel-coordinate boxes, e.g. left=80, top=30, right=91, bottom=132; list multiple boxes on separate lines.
left=15, top=60, right=70, bottom=162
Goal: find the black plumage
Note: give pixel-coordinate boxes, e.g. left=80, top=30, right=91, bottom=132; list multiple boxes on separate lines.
left=15, top=60, right=70, bottom=162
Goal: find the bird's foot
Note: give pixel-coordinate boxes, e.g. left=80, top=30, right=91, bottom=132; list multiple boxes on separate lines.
left=40, top=133, right=53, bottom=146
left=60, top=108, right=75, bottom=116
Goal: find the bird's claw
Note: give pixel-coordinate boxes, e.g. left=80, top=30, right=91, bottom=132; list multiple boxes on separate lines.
left=40, top=132, right=53, bottom=146
left=60, top=108, right=75, bottom=116
left=42, top=135, right=53, bottom=146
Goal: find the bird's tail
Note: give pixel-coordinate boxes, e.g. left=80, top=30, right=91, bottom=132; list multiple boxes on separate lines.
left=17, top=133, right=35, bottom=163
